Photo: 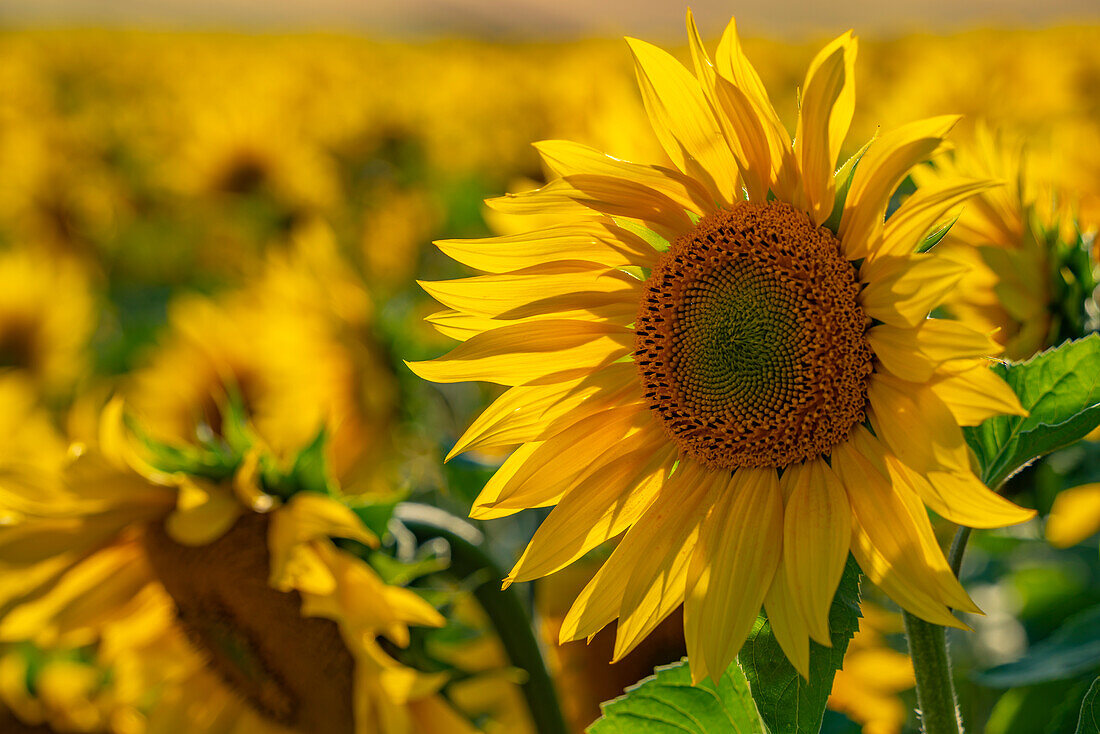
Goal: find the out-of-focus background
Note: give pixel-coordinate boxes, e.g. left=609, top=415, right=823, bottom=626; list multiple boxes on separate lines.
left=0, top=2, right=1098, bottom=732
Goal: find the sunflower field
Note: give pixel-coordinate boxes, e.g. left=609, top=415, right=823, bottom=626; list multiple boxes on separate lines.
left=0, top=14, right=1099, bottom=734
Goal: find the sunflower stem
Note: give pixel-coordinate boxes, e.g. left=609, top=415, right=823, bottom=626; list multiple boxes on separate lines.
left=397, top=504, right=569, bottom=734
left=903, top=611, right=963, bottom=734
left=947, top=526, right=972, bottom=578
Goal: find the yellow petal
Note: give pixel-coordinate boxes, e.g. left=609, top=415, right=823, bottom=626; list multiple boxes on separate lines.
left=684, top=467, right=783, bottom=683
left=900, top=465, right=1036, bottom=530
left=795, top=32, right=856, bottom=224
left=470, top=403, right=649, bottom=518
left=764, top=559, right=811, bottom=679
left=557, top=461, right=707, bottom=645
left=840, top=115, right=960, bottom=259
left=406, top=320, right=633, bottom=387
left=505, top=441, right=674, bottom=584
left=887, top=464, right=983, bottom=613
left=877, top=178, right=1003, bottom=261
left=613, top=463, right=717, bottom=661
left=418, top=264, right=640, bottom=320
left=1046, top=483, right=1100, bottom=548
left=685, top=10, right=769, bottom=202
left=562, top=173, right=698, bottom=241
left=447, top=363, right=636, bottom=460
left=268, top=492, right=378, bottom=591
left=860, top=254, right=970, bottom=328
left=849, top=518, right=968, bottom=630
left=869, top=320, right=1002, bottom=382
left=626, top=36, right=739, bottom=206
left=165, top=477, right=241, bottom=547
left=712, top=16, right=797, bottom=199
left=782, top=459, right=851, bottom=645
left=435, top=222, right=658, bottom=274
left=534, top=139, right=716, bottom=216
left=867, top=373, right=971, bottom=475
left=929, top=359, right=1027, bottom=426
left=834, top=432, right=980, bottom=615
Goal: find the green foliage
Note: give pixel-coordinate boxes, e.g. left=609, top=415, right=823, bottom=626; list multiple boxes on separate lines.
left=588, top=658, right=763, bottom=734
left=978, top=605, right=1100, bottom=687
left=1079, top=678, right=1100, bottom=734
left=986, top=677, right=1095, bottom=734
left=964, top=335, right=1100, bottom=488
left=739, top=556, right=863, bottom=734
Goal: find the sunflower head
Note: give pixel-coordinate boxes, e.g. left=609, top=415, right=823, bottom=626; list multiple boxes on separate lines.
left=411, top=12, right=1039, bottom=684
left=916, top=123, right=1099, bottom=360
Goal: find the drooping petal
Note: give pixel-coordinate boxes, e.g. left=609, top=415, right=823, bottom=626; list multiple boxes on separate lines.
left=781, top=459, right=851, bottom=645
left=684, top=467, right=783, bottom=683
left=849, top=518, right=968, bottom=630
left=763, top=558, right=811, bottom=679
left=901, top=466, right=1036, bottom=529
left=406, top=320, right=633, bottom=387
left=794, top=32, right=856, bottom=224
left=833, top=430, right=980, bottom=614
left=840, top=115, right=960, bottom=259
left=626, top=37, right=739, bottom=206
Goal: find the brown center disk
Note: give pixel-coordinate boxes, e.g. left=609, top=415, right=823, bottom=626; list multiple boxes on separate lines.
left=634, top=200, right=872, bottom=470
left=142, top=512, right=356, bottom=734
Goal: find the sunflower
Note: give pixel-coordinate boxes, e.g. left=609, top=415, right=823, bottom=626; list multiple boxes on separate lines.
left=126, top=253, right=385, bottom=483
left=0, top=399, right=478, bottom=734
left=914, top=124, right=1098, bottom=360
left=409, top=13, right=1037, bottom=682
left=0, top=250, right=96, bottom=401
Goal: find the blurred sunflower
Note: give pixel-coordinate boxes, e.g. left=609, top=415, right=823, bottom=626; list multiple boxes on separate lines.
left=126, top=265, right=378, bottom=482
left=915, top=124, right=1098, bottom=360
left=0, top=250, right=96, bottom=401
left=827, top=604, right=915, bottom=734
left=164, top=77, right=341, bottom=217
left=410, top=13, right=1037, bottom=682
left=0, top=399, right=478, bottom=734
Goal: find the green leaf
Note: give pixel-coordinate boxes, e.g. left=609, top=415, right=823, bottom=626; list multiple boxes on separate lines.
left=1077, top=678, right=1100, bottom=734
left=964, top=335, right=1100, bottom=488
left=739, top=556, right=863, bottom=734
left=978, top=605, right=1100, bottom=687
left=588, top=658, right=763, bottom=734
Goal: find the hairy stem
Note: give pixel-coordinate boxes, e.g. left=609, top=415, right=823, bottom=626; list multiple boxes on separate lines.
left=903, top=611, right=963, bottom=734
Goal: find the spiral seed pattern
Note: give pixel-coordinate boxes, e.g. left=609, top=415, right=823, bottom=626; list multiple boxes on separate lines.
left=634, top=201, right=872, bottom=469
